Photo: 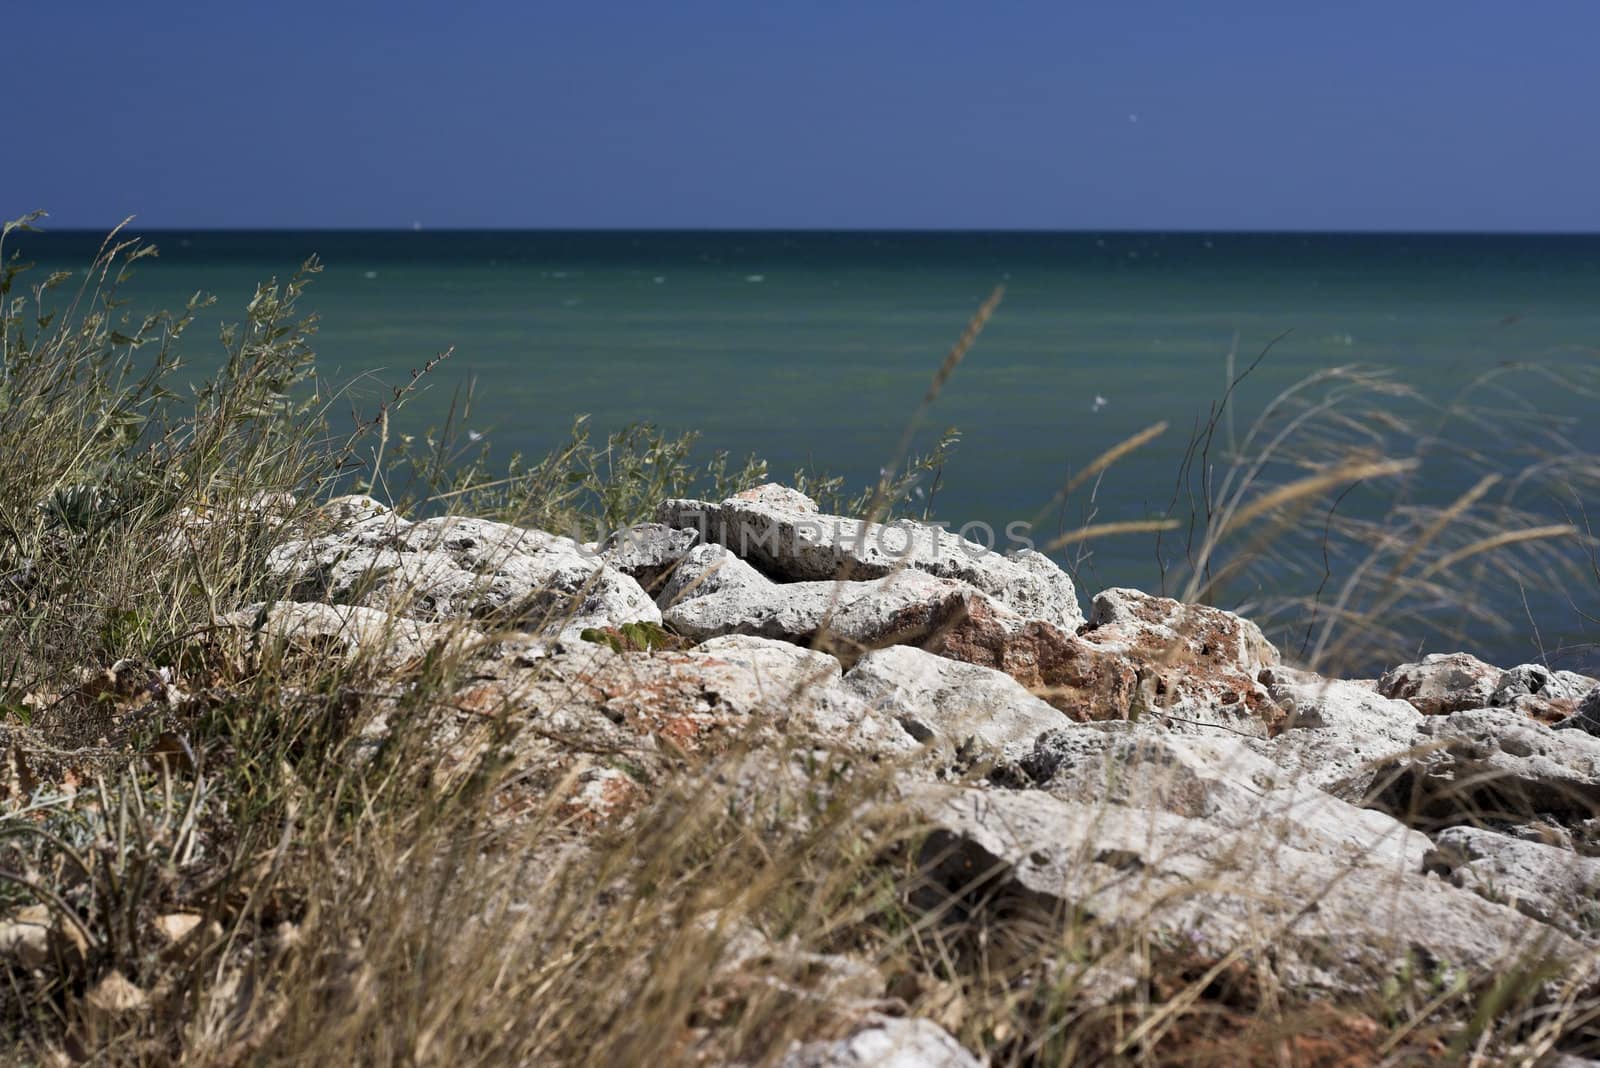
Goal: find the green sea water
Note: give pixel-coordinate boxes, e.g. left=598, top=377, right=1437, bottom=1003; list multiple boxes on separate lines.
left=13, top=230, right=1600, bottom=668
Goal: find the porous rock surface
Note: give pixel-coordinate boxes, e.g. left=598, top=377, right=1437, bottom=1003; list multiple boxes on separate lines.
left=1426, top=825, right=1600, bottom=941
left=907, top=784, right=1594, bottom=994
left=1558, top=686, right=1600, bottom=737
left=1020, top=726, right=1431, bottom=869
left=266, top=496, right=658, bottom=640
left=171, top=484, right=1600, bottom=1048
left=1497, top=664, right=1600, bottom=724
left=658, top=543, right=1004, bottom=661
left=1071, top=587, right=1285, bottom=736
left=1378, top=651, right=1504, bottom=716
left=658, top=486, right=1085, bottom=631
left=600, top=521, right=700, bottom=594
left=1255, top=665, right=1424, bottom=797
left=841, top=644, right=1072, bottom=765
left=1376, top=708, right=1600, bottom=825
left=1379, top=652, right=1597, bottom=723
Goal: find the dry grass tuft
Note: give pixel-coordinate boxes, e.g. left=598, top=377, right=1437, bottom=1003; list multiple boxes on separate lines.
left=1, top=220, right=1598, bottom=1066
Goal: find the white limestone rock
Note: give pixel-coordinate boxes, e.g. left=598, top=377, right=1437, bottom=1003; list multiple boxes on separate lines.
left=1428, top=825, right=1600, bottom=941
left=1378, top=652, right=1502, bottom=716
left=599, top=522, right=700, bottom=594
left=1380, top=708, right=1600, bottom=823
left=776, top=1018, right=982, bottom=1068
left=658, top=484, right=1084, bottom=630
left=842, top=644, right=1072, bottom=764
left=1021, top=726, right=1430, bottom=869
left=1256, top=665, right=1424, bottom=798
left=693, top=635, right=917, bottom=757
left=220, top=601, right=483, bottom=667
left=267, top=511, right=657, bottom=639
left=660, top=544, right=1019, bottom=661
left=907, top=784, right=1593, bottom=995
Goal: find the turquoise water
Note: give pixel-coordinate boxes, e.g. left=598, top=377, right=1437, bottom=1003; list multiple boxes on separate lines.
left=12, top=230, right=1600, bottom=668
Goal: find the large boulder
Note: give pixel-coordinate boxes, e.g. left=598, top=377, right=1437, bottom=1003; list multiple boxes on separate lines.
left=267, top=504, right=658, bottom=640
left=923, top=592, right=1293, bottom=740
left=435, top=635, right=916, bottom=831
left=923, top=604, right=1140, bottom=724
left=458, top=634, right=911, bottom=765
left=599, top=522, right=700, bottom=595
left=692, top=636, right=917, bottom=757
left=658, top=485, right=1084, bottom=631
left=907, top=784, right=1590, bottom=995
left=1494, top=664, right=1598, bottom=725
left=657, top=546, right=1151, bottom=731
left=1019, top=726, right=1429, bottom=869
left=660, top=551, right=1293, bottom=739
left=659, top=544, right=1008, bottom=663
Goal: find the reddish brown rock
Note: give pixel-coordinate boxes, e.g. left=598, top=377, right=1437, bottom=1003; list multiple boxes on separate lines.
left=1377, top=652, right=1502, bottom=716
left=920, top=597, right=1138, bottom=723
left=557, top=767, right=648, bottom=828
left=1071, top=588, right=1286, bottom=736
left=905, top=588, right=1284, bottom=737
left=1080, top=588, right=1279, bottom=672
left=1503, top=694, right=1584, bottom=726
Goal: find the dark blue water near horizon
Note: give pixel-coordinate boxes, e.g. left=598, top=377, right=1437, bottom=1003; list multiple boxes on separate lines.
left=12, top=228, right=1600, bottom=671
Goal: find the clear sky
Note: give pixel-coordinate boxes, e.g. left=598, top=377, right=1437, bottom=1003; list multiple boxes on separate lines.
left=9, top=0, right=1598, bottom=231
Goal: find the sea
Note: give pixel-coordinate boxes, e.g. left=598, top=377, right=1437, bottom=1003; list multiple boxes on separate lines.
left=10, top=229, right=1600, bottom=672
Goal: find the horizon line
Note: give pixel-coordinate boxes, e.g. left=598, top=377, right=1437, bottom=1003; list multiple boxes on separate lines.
left=17, top=224, right=1600, bottom=238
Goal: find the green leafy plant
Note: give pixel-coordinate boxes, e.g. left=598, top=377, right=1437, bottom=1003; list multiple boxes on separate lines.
left=579, top=620, right=684, bottom=653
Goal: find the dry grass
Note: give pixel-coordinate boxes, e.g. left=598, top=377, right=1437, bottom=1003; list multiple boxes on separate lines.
left=1, top=220, right=1598, bottom=1066
left=1136, top=351, right=1600, bottom=678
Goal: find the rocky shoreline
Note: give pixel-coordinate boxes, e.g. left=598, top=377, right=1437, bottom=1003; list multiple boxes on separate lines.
left=226, top=481, right=1600, bottom=1062
left=17, top=482, right=1600, bottom=1063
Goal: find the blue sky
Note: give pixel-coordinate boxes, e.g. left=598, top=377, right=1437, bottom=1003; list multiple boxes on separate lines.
left=9, top=0, right=1598, bottom=230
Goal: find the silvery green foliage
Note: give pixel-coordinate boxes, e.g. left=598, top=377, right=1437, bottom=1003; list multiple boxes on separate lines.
left=44, top=483, right=115, bottom=532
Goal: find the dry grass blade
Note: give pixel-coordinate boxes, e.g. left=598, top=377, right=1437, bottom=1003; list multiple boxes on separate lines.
left=1382, top=474, right=1502, bottom=590
left=1065, top=420, right=1169, bottom=499
left=1113, top=947, right=1252, bottom=1055
left=5, top=219, right=1600, bottom=1068
left=1418, top=524, right=1579, bottom=581
left=866, top=285, right=1003, bottom=523
left=1302, top=474, right=1507, bottom=668
left=1217, top=458, right=1417, bottom=538
left=921, top=285, right=1004, bottom=411
left=1039, top=517, right=1181, bottom=552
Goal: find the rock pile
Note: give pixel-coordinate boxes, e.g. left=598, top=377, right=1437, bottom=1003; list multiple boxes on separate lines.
left=224, top=485, right=1600, bottom=1058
